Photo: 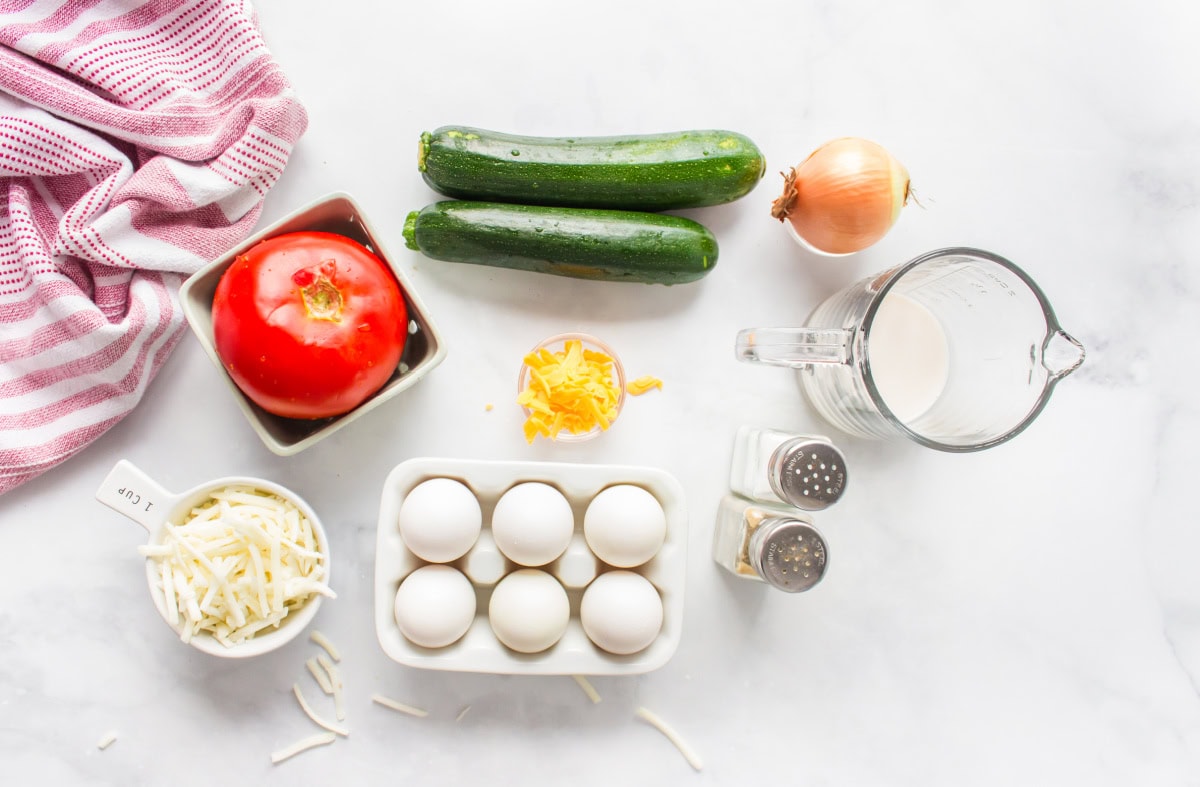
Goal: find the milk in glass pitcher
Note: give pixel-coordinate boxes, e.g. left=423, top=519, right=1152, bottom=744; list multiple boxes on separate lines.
left=735, top=248, right=1085, bottom=452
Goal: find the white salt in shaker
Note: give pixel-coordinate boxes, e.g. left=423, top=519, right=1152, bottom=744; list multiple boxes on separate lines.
left=729, top=426, right=848, bottom=511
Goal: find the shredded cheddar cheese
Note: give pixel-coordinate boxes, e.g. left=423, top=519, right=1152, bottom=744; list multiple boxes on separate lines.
left=626, top=376, right=663, bottom=396
left=518, top=340, right=621, bottom=443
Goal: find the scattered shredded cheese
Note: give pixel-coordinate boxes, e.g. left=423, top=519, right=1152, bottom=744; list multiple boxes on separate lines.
left=455, top=706, right=471, bottom=722
left=306, top=657, right=333, bottom=694
left=137, top=486, right=334, bottom=647
left=626, top=375, right=664, bottom=396
left=316, top=653, right=346, bottom=721
left=292, top=684, right=349, bottom=737
left=518, top=339, right=621, bottom=443
left=635, top=707, right=703, bottom=772
left=270, top=731, right=337, bottom=764
left=97, top=731, right=118, bottom=750
left=485, top=403, right=494, bottom=412
left=309, top=630, right=341, bottom=662
left=332, top=681, right=346, bottom=722
left=572, top=675, right=602, bottom=704
left=371, top=694, right=429, bottom=718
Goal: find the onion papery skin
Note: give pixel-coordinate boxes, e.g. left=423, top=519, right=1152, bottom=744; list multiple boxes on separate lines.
left=771, top=138, right=910, bottom=255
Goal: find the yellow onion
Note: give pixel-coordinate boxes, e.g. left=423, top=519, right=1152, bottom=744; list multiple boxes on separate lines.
left=770, top=137, right=910, bottom=255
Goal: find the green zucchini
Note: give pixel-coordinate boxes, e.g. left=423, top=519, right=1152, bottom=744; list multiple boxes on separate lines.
left=402, top=201, right=718, bottom=285
left=418, top=126, right=765, bottom=211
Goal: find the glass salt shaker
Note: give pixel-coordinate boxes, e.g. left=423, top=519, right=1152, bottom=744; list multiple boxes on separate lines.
left=712, top=494, right=828, bottom=593
left=729, top=426, right=848, bottom=511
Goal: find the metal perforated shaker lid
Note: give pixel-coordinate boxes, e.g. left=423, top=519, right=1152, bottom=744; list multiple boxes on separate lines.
left=748, top=517, right=828, bottom=593
left=767, top=437, right=848, bottom=510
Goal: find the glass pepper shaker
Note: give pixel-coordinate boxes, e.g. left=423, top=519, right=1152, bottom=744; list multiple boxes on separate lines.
left=712, top=494, right=828, bottom=593
left=729, top=426, right=848, bottom=510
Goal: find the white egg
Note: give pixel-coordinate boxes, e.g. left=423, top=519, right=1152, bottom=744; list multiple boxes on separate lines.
left=580, top=570, right=663, bottom=655
left=393, top=565, right=477, bottom=649
left=398, top=477, right=482, bottom=563
left=490, top=482, right=574, bottom=567
left=583, top=484, right=666, bottom=568
left=487, top=569, right=569, bottom=653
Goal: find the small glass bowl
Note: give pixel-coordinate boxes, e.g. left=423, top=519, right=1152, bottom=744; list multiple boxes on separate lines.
left=517, top=332, right=626, bottom=443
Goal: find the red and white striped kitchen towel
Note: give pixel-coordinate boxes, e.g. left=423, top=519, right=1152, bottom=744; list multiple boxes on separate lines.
left=0, top=1, right=306, bottom=495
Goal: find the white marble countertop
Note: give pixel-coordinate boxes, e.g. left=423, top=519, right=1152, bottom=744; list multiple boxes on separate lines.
left=4, top=1, right=1199, bottom=784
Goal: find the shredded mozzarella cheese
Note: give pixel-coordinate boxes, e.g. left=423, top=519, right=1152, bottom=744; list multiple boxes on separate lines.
left=371, top=694, right=429, bottom=718
left=96, top=731, right=118, bottom=750
left=309, top=630, right=341, bottom=662
left=270, top=731, right=336, bottom=764
left=137, top=486, right=334, bottom=647
left=635, top=707, right=703, bottom=772
left=306, top=657, right=333, bottom=694
left=572, top=675, right=602, bottom=704
left=292, top=684, right=349, bottom=737
left=317, top=653, right=345, bottom=721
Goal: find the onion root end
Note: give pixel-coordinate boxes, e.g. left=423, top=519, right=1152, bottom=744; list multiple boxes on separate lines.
left=770, top=168, right=799, bottom=221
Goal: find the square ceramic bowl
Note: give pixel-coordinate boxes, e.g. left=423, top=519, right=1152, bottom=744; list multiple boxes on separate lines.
left=179, top=192, right=447, bottom=456
left=374, top=458, right=688, bottom=675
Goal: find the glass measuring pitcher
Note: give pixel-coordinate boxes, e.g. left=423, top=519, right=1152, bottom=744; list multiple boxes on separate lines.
left=735, top=248, right=1085, bottom=452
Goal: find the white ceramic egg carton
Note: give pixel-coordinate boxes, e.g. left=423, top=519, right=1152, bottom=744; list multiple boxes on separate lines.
left=374, top=457, right=687, bottom=675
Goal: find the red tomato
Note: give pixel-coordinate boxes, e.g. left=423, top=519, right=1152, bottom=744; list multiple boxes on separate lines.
left=211, top=231, right=408, bottom=420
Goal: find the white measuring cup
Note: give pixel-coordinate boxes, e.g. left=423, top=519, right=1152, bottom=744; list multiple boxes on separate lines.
left=96, top=460, right=331, bottom=658
left=735, top=248, right=1085, bottom=451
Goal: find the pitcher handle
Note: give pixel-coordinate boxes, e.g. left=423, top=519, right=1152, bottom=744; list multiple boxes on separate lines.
left=735, top=328, right=853, bottom=368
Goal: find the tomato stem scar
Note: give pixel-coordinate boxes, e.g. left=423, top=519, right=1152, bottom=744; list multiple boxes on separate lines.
left=295, top=260, right=344, bottom=321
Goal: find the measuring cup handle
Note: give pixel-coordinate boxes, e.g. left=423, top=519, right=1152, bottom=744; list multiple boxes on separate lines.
left=735, top=328, right=853, bottom=368
left=95, top=460, right=173, bottom=533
